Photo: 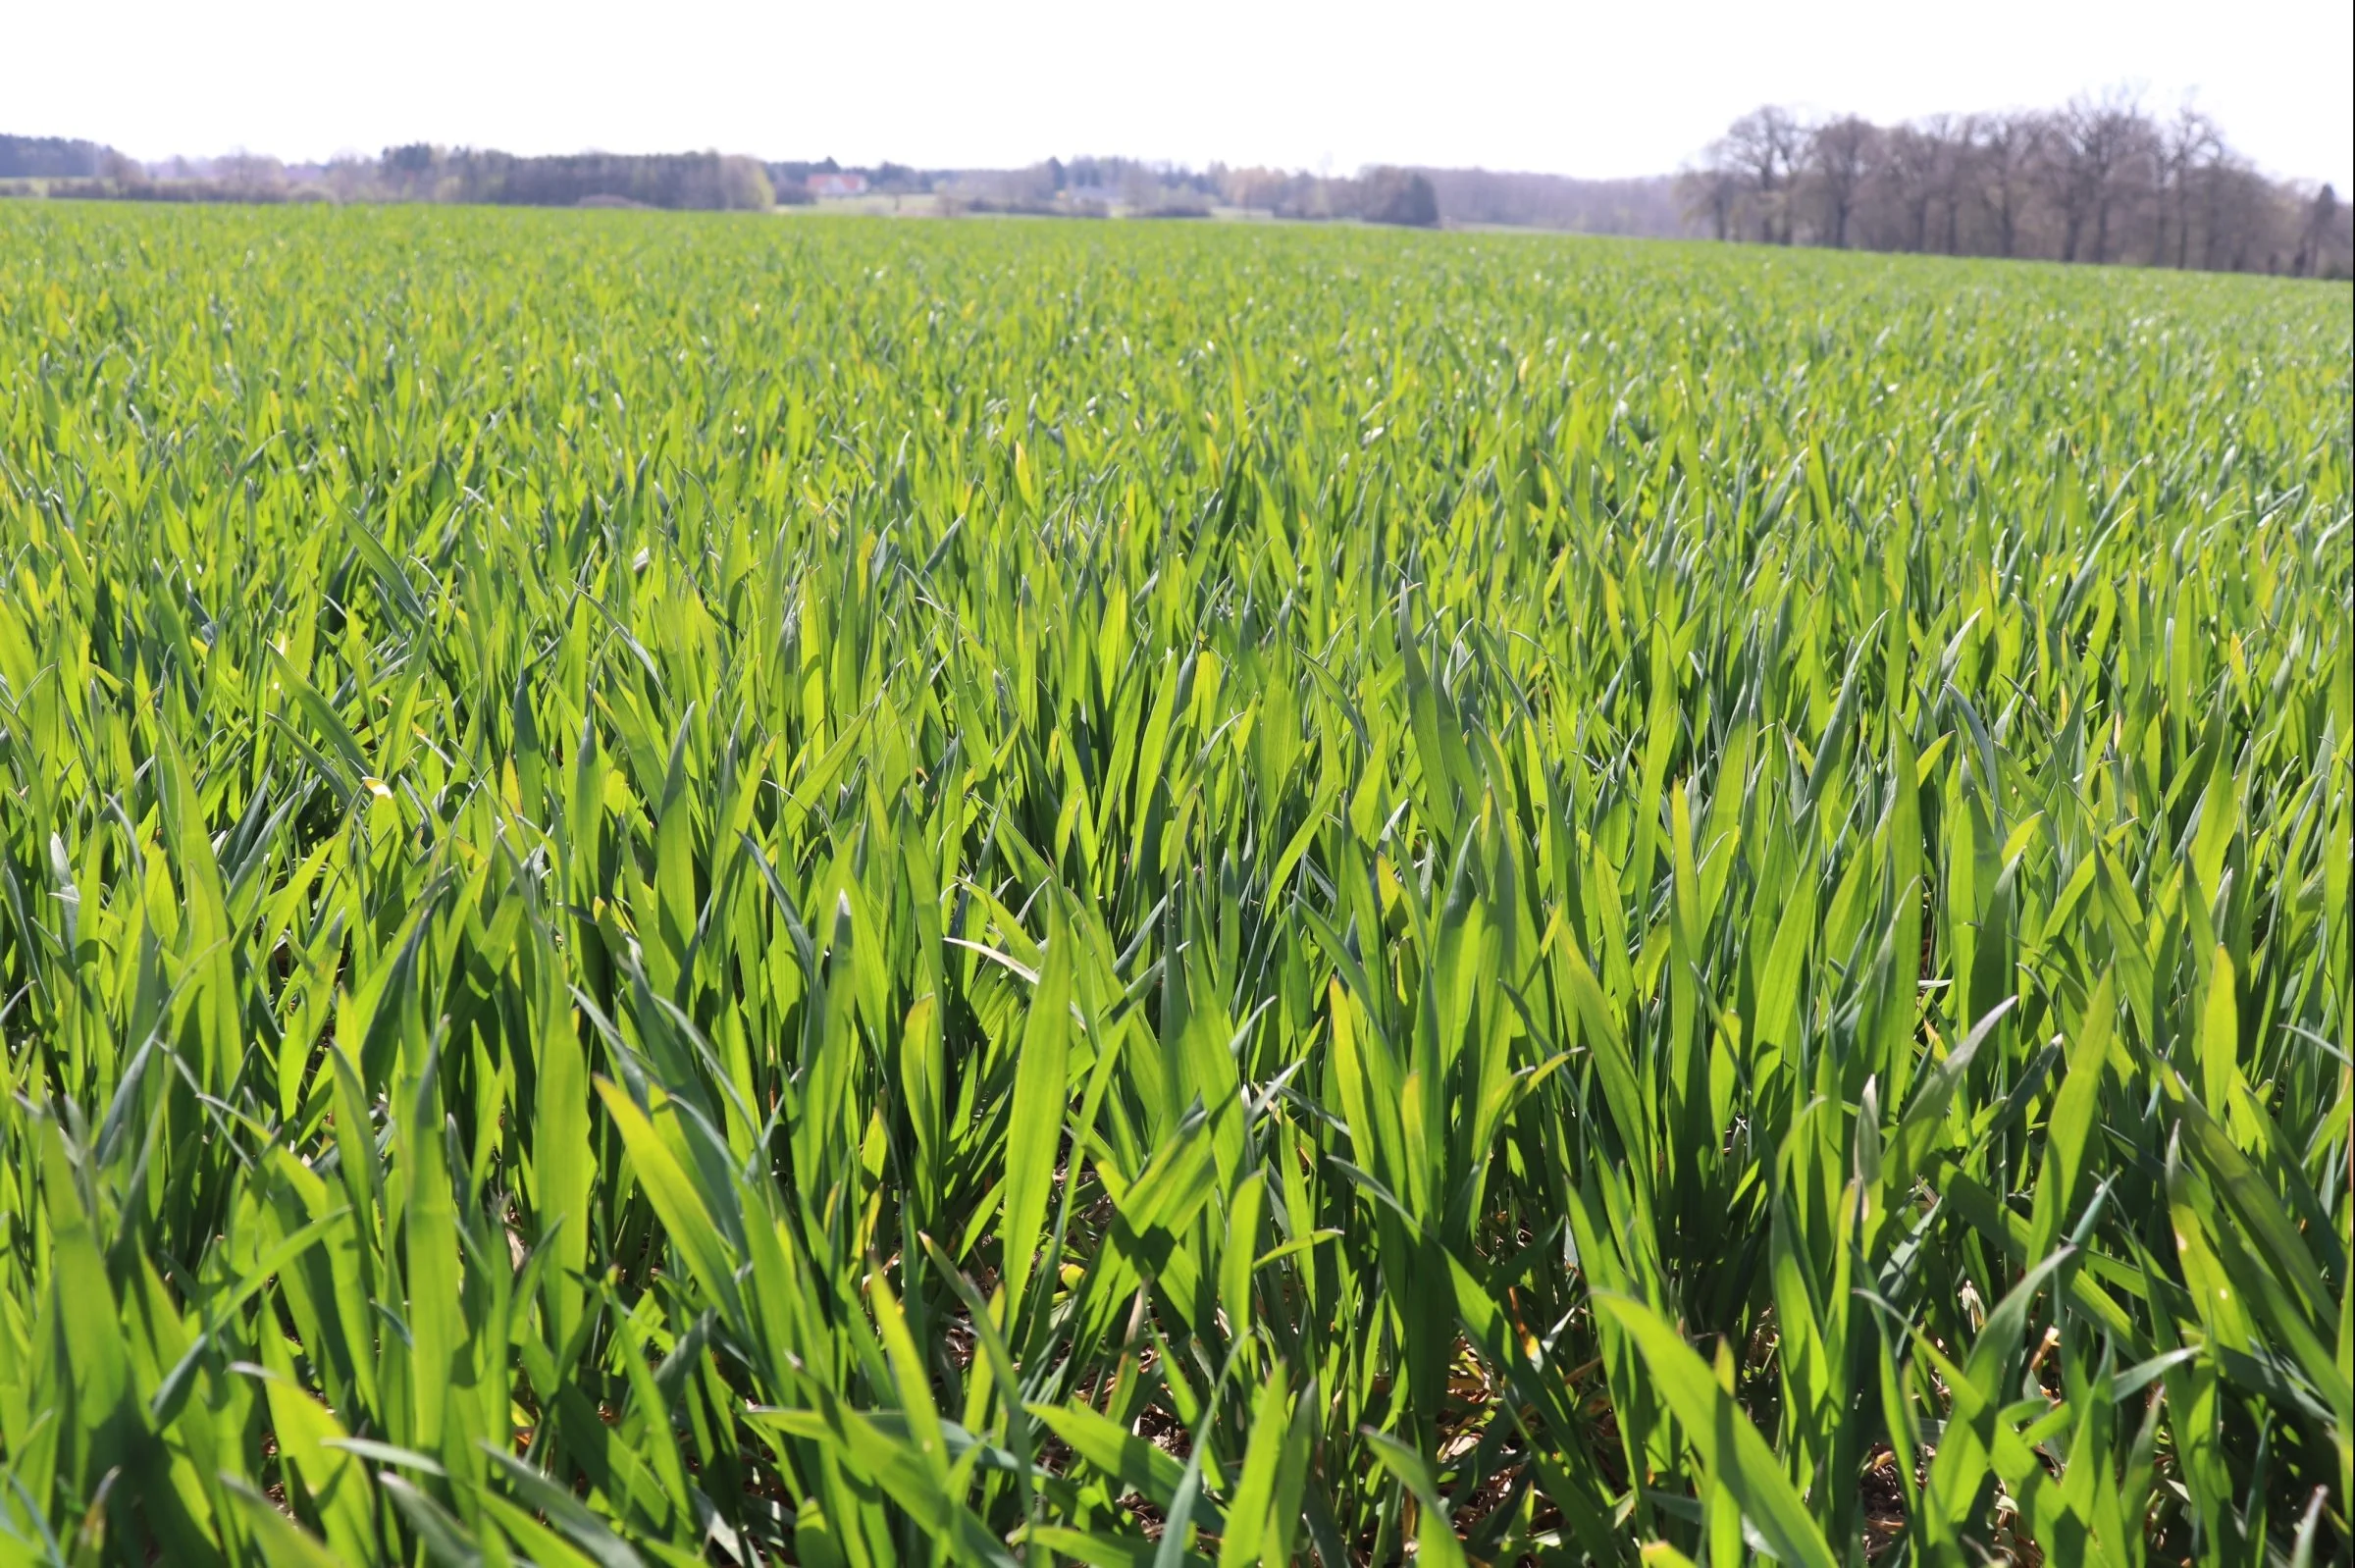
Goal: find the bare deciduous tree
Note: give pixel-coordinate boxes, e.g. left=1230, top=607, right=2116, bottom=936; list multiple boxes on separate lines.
left=2299, top=184, right=2348, bottom=277
left=1675, top=159, right=1745, bottom=240
left=1974, top=113, right=2044, bottom=259
left=1877, top=125, right=1946, bottom=252
left=2047, top=89, right=2153, bottom=263
left=2156, top=105, right=2224, bottom=269
left=1720, top=106, right=1805, bottom=244
left=1807, top=116, right=1876, bottom=249
left=1920, top=114, right=1974, bottom=254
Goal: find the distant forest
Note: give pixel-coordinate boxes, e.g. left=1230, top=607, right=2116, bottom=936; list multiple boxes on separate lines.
left=1680, top=95, right=2349, bottom=278
left=0, top=134, right=136, bottom=181
left=1, top=139, right=775, bottom=212
left=5, top=95, right=2346, bottom=275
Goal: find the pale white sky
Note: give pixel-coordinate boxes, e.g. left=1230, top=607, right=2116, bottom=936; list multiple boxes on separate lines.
left=8, top=0, right=2351, bottom=188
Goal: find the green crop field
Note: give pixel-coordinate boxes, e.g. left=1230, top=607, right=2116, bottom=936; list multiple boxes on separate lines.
left=0, top=203, right=2347, bottom=1567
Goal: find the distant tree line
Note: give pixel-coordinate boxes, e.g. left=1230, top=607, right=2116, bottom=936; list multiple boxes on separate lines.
left=361, top=146, right=774, bottom=210
left=1206, top=165, right=1680, bottom=232
left=1680, top=95, right=2350, bottom=277
left=0, top=134, right=137, bottom=181
left=7, top=141, right=773, bottom=211
left=7, top=134, right=1585, bottom=231
left=1205, top=166, right=1435, bottom=225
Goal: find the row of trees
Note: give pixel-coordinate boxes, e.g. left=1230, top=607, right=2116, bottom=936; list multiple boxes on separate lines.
left=1679, top=95, right=2350, bottom=277
left=1208, top=165, right=1439, bottom=225
left=13, top=145, right=775, bottom=211
left=365, top=146, right=775, bottom=210
left=0, top=134, right=137, bottom=181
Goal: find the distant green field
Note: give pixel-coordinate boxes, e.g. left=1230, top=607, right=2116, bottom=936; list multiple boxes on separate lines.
left=0, top=203, right=2347, bottom=1566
